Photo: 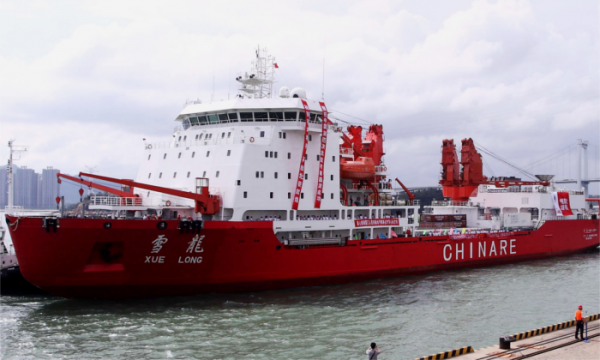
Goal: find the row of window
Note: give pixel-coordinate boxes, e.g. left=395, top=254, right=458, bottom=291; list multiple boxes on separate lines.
left=152, top=151, right=335, bottom=163
left=148, top=170, right=218, bottom=180
left=182, top=111, right=325, bottom=129
left=242, top=191, right=335, bottom=200
left=252, top=172, right=335, bottom=181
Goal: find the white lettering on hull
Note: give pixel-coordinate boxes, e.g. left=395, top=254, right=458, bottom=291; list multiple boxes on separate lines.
left=145, top=256, right=165, bottom=264
left=178, top=256, right=203, bottom=264
left=444, top=239, right=517, bottom=262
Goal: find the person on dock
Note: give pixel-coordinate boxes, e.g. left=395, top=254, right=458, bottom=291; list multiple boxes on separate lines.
left=575, top=305, right=584, bottom=340
left=366, top=342, right=381, bottom=360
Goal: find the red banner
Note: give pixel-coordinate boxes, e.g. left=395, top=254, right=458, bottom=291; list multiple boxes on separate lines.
left=552, top=192, right=573, bottom=216
left=354, top=218, right=400, bottom=227
left=314, top=102, right=329, bottom=208
left=292, top=100, right=311, bottom=210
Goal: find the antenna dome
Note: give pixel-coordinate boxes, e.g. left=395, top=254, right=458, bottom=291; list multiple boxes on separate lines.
left=290, top=87, right=307, bottom=99
left=279, top=86, right=290, bottom=98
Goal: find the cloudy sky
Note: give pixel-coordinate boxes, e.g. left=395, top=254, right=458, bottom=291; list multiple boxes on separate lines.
left=1, top=0, right=598, bottom=196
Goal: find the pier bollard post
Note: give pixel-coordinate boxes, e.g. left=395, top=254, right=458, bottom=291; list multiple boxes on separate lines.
left=584, top=321, right=589, bottom=343
left=499, top=336, right=516, bottom=350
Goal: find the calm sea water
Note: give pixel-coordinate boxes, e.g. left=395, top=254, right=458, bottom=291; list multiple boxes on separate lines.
left=1, top=251, right=598, bottom=360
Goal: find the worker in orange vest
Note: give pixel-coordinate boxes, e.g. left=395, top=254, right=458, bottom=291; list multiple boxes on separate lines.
left=575, top=305, right=584, bottom=340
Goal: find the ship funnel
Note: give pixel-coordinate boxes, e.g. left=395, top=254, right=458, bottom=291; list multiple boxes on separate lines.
left=535, top=175, right=554, bottom=181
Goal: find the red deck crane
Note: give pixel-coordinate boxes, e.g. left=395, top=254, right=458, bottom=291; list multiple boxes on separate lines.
left=395, top=178, right=415, bottom=204
left=78, top=172, right=221, bottom=215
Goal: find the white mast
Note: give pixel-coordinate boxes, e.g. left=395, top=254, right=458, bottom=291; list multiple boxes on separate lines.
left=235, top=47, right=276, bottom=99
left=6, top=140, right=28, bottom=214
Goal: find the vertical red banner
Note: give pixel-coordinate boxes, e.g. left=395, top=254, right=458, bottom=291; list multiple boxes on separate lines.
left=314, top=102, right=329, bottom=208
left=292, top=100, right=311, bottom=210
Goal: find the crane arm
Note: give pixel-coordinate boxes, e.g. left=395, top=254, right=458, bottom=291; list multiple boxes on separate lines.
left=57, top=173, right=137, bottom=198
left=324, top=119, right=367, bottom=158
left=395, top=178, right=415, bottom=201
left=79, top=172, right=221, bottom=215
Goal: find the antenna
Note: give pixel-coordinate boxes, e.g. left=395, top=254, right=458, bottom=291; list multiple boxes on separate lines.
left=322, top=57, right=325, bottom=101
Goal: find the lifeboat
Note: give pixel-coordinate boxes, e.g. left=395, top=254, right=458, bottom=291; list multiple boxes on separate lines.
left=340, top=157, right=376, bottom=180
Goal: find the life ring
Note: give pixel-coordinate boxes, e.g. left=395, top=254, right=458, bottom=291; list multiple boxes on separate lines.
left=147, top=144, right=152, bottom=150
left=165, top=200, right=172, bottom=206
left=249, top=137, right=255, bottom=143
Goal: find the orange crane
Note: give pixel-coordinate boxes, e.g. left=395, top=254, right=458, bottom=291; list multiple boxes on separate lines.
left=395, top=178, right=415, bottom=204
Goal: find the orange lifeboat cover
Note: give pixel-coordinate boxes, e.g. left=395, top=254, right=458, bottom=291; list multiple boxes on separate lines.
left=340, top=157, right=376, bottom=180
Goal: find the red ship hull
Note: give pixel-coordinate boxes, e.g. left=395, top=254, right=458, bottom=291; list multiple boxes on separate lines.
left=6, top=216, right=599, bottom=299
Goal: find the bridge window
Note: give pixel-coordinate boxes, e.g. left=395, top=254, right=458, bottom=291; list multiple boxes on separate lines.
left=288, top=173, right=291, bottom=179
left=189, top=117, right=199, bottom=126
left=187, top=172, right=191, bottom=178
left=237, top=180, right=241, bottom=186
left=240, top=112, right=253, bottom=122
left=198, top=116, right=208, bottom=125
left=260, top=171, right=264, bottom=178
left=208, top=114, right=219, bottom=124
left=331, top=193, right=334, bottom=199
left=288, top=192, right=291, bottom=199
left=331, top=175, right=334, bottom=181
left=256, top=171, right=259, bottom=178
left=270, top=151, right=273, bottom=158
left=316, top=155, right=320, bottom=161
left=274, top=172, right=278, bottom=179
left=228, top=113, right=238, bottom=122
left=218, top=114, right=228, bottom=123
left=275, top=152, right=278, bottom=158
left=244, top=191, right=248, bottom=198
left=265, top=151, right=268, bottom=158
left=270, top=112, right=284, bottom=121
left=305, top=174, right=308, bottom=180
left=288, top=152, right=291, bottom=159
left=284, top=111, right=297, bottom=121
left=332, top=156, right=335, bottom=162
left=308, top=135, right=312, bottom=141
left=301, top=193, right=304, bottom=199
left=255, top=112, right=268, bottom=122
left=283, top=132, right=286, bottom=139
left=270, top=192, right=274, bottom=199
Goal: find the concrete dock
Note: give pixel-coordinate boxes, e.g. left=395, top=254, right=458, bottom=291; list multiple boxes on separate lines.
left=415, top=316, right=599, bottom=360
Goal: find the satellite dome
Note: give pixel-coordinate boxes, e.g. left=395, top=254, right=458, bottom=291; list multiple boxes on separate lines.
left=279, top=86, right=290, bottom=98
left=290, top=87, right=307, bottom=99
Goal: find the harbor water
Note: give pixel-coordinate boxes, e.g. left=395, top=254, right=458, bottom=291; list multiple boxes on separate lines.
left=1, top=251, right=598, bottom=359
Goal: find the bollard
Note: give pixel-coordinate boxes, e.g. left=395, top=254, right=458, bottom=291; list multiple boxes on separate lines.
left=584, top=322, right=589, bottom=343
left=499, top=336, right=516, bottom=350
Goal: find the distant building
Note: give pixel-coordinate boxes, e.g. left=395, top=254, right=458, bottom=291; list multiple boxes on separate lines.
left=0, top=168, right=7, bottom=208
left=14, top=167, right=39, bottom=208
left=39, top=167, right=60, bottom=209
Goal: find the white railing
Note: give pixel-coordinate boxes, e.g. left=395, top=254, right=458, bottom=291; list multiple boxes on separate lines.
left=431, top=200, right=473, bottom=207
left=90, top=196, right=145, bottom=207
